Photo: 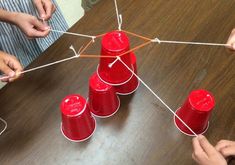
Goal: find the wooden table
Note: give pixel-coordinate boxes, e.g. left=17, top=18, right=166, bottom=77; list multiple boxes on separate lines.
left=0, top=0, right=234, bottom=164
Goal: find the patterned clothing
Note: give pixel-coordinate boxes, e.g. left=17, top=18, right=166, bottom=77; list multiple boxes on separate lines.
left=0, top=0, right=68, bottom=67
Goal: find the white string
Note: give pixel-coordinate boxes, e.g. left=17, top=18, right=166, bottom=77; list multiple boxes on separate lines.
left=0, top=45, right=82, bottom=81
left=0, top=55, right=79, bottom=81
left=151, top=38, right=161, bottom=44
left=108, top=58, right=119, bottom=68
left=114, top=0, right=122, bottom=30
left=50, top=29, right=96, bottom=40
left=0, top=117, right=7, bottom=136
left=117, top=56, right=198, bottom=137
left=151, top=37, right=229, bottom=47
left=21, top=56, right=78, bottom=74
left=118, top=14, right=122, bottom=31
left=69, top=45, right=80, bottom=57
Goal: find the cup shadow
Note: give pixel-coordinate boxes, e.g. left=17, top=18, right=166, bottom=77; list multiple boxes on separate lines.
left=97, top=93, right=135, bottom=131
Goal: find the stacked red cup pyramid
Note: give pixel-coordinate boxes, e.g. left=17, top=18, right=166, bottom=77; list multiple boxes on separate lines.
left=91, top=30, right=140, bottom=117
left=60, top=31, right=217, bottom=142
left=60, top=31, right=139, bottom=142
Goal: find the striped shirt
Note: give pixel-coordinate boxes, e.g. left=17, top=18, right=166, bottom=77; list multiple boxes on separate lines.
left=0, top=0, right=68, bottom=67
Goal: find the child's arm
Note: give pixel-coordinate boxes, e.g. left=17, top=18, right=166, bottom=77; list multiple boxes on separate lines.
left=0, top=9, right=50, bottom=38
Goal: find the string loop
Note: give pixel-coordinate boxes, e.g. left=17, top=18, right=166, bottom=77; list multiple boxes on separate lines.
left=151, top=37, right=161, bottom=44
left=114, top=0, right=122, bottom=30
left=118, top=14, right=122, bottom=31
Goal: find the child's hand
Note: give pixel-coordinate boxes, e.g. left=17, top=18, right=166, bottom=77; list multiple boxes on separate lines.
left=226, top=29, right=235, bottom=50
left=13, top=13, right=50, bottom=38
left=33, top=0, right=56, bottom=21
left=0, top=51, right=23, bottom=82
left=215, top=140, right=235, bottom=158
left=192, top=135, right=227, bottom=165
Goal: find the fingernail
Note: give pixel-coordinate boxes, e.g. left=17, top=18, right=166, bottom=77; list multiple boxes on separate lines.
left=41, top=14, right=45, bottom=18
left=9, top=71, right=15, bottom=77
left=44, top=26, right=50, bottom=30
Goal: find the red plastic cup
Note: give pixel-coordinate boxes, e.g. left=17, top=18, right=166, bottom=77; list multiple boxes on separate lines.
left=174, top=89, right=215, bottom=136
left=88, top=72, right=120, bottom=118
left=97, top=31, right=134, bottom=86
left=115, top=52, right=140, bottom=95
left=60, top=94, right=96, bottom=142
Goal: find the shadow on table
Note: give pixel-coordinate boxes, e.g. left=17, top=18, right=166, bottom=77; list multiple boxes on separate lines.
left=97, top=93, right=135, bottom=131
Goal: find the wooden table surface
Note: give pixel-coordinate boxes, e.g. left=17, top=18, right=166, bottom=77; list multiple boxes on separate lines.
left=0, top=0, right=234, bottom=164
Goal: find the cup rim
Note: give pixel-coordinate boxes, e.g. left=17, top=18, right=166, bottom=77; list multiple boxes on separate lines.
left=60, top=116, right=96, bottom=142
left=173, top=108, right=209, bottom=137
left=90, top=95, right=121, bottom=118
left=96, top=64, right=135, bottom=86
left=116, top=79, right=140, bottom=95
left=89, top=72, right=113, bottom=93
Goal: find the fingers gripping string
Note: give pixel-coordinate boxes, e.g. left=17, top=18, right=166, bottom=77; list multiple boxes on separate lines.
left=0, top=48, right=81, bottom=81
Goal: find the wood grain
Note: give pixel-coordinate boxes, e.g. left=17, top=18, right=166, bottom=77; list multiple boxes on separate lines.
left=0, top=0, right=234, bottom=164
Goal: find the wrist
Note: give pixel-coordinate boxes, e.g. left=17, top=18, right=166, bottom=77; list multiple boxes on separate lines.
left=0, top=9, right=19, bottom=25
left=6, top=12, right=19, bottom=25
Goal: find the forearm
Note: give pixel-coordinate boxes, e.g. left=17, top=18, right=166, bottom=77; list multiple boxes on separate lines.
left=0, top=9, right=17, bottom=24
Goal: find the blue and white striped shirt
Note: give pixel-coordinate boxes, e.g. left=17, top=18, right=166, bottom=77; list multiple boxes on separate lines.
left=0, top=0, right=68, bottom=67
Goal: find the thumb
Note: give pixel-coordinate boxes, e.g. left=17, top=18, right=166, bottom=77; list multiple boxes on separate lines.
left=0, top=63, right=15, bottom=82
left=32, top=18, right=49, bottom=31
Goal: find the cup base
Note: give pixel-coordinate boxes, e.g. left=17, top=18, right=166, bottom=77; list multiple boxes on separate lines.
left=173, top=108, right=209, bottom=136
left=116, top=80, right=140, bottom=95
left=97, top=65, right=135, bottom=86
left=60, top=117, right=96, bottom=142
left=91, top=96, right=121, bottom=118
